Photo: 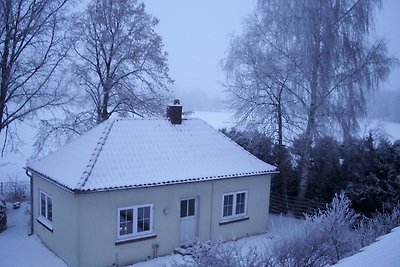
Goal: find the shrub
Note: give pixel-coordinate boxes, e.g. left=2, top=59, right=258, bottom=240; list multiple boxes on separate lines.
left=189, top=240, right=271, bottom=267
left=186, top=195, right=400, bottom=267
left=0, top=196, right=6, bottom=232
left=271, top=193, right=360, bottom=267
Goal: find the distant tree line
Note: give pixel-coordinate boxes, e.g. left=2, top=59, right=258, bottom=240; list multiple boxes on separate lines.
left=222, top=128, right=400, bottom=215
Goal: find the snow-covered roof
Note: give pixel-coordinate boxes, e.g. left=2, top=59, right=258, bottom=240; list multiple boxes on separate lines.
left=27, top=118, right=276, bottom=192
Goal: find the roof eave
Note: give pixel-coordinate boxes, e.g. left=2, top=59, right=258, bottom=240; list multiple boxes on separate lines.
left=26, top=167, right=77, bottom=194
left=77, top=169, right=278, bottom=193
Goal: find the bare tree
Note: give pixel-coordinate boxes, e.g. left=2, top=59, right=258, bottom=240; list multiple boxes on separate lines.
left=224, top=0, right=397, bottom=199
left=34, top=0, right=172, bottom=156
left=0, top=0, right=72, bottom=154
left=74, top=0, right=172, bottom=123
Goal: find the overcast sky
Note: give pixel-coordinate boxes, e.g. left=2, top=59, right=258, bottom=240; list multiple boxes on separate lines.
left=146, top=0, right=400, bottom=101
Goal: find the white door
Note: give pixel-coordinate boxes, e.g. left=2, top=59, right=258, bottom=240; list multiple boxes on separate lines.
left=180, top=197, right=198, bottom=246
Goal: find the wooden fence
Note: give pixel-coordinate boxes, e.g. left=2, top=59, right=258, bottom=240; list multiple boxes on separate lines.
left=269, top=191, right=327, bottom=218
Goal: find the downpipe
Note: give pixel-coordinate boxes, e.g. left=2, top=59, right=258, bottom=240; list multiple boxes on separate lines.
left=25, top=169, right=33, bottom=236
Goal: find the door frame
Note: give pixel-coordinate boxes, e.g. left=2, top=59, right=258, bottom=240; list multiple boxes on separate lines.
left=179, top=196, right=199, bottom=246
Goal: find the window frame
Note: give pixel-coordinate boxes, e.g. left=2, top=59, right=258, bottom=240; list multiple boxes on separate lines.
left=117, top=203, right=154, bottom=240
left=38, top=190, right=53, bottom=231
left=221, top=190, right=248, bottom=221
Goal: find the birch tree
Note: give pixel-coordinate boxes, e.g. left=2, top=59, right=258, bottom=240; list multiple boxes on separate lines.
left=224, top=0, right=396, bottom=199
left=0, top=0, right=71, bottom=153
left=222, top=16, right=298, bottom=198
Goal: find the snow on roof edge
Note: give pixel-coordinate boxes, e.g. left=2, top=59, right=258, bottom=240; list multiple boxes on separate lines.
left=76, top=119, right=116, bottom=190
left=27, top=166, right=277, bottom=193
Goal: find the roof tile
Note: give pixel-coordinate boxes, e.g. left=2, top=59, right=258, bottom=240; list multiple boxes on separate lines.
left=28, top=118, right=276, bottom=191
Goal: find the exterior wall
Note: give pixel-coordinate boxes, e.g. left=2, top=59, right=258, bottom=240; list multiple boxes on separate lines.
left=76, top=174, right=272, bottom=267
left=210, top=175, right=271, bottom=240
left=32, top=173, right=79, bottom=267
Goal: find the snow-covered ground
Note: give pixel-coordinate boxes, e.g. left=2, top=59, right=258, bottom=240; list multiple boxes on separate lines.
left=0, top=201, right=299, bottom=267
left=0, top=202, right=67, bottom=267
left=1, top=202, right=400, bottom=266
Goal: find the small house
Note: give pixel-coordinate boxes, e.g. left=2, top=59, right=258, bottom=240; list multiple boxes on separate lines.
left=26, top=104, right=276, bottom=267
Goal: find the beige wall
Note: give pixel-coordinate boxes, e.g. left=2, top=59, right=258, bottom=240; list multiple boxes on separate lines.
left=33, top=174, right=272, bottom=267
left=32, top=173, right=79, bottom=267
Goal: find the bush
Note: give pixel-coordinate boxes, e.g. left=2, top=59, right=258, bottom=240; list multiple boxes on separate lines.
left=0, top=196, right=6, bottom=232
left=189, top=240, right=271, bottom=267
left=187, top=194, right=400, bottom=267
left=357, top=205, right=400, bottom=247
left=271, top=193, right=360, bottom=267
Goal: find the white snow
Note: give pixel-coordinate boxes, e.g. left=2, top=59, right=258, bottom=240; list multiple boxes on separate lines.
left=190, top=111, right=234, bottom=129
left=28, top=118, right=276, bottom=191
left=333, top=227, right=400, bottom=267
left=1, top=204, right=399, bottom=267
left=0, top=202, right=67, bottom=267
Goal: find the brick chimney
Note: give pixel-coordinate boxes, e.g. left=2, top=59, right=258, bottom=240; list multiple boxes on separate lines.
left=166, top=99, right=182, bottom=124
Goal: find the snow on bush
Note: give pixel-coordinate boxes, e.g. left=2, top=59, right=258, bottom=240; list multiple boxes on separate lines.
left=357, top=206, right=400, bottom=247
left=189, top=240, right=271, bottom=267
left=271, top=193, right=361, bottom=267
left=186, top=194, right=400, bottom=267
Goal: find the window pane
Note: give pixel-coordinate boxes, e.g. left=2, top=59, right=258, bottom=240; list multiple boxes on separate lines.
left=137, top=207, right=150, bottom=232
left=223, top=195, right=233, bottom=217
left=40, top=193, right=46, bottom=217
left=127, top=209, right=133, bottom=222
left=180, top=200, right=188, bottom=217
left=127, top=221, right=133, bottom=234
left=119, top=222, right=127, bottom=235
left=120, top=210, right=127, bottom=222
left=188, top=199, right=195, bottom=216
left=144, top=206, right=150, bottom=218
left=138, top=218, right=150, bottom=232
left=235, top=193, right=246, bottom=215
left=47, top=196, right=53, bottom=221
left=138, top=207, right=144, bottom=220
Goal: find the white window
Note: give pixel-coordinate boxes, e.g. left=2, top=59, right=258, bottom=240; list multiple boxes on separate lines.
left=39, top=190, right=53, bottom=223
left=117, top=204, right=153, bottom=239
left=222, top=191, right=247, bottom=218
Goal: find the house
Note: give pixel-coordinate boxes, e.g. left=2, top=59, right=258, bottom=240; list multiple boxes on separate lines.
left=26, top=103, right=277, bottom=267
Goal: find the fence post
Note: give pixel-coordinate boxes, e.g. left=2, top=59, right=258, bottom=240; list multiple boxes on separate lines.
left=1, top=182, right=3, bottom=195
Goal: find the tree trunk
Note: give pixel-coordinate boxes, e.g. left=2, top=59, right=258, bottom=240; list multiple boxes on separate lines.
left=0, top=0, right=11, bottom=134
left=297, top=53, right=319, bottom=200
left=276, top=89, right=288, bottom=208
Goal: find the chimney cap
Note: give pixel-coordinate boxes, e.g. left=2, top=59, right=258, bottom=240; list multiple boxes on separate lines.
left=173, top=99, right=181, bottom=106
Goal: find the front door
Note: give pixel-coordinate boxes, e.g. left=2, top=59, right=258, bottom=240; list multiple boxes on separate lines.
left=180, top=197, right=198, bottom=246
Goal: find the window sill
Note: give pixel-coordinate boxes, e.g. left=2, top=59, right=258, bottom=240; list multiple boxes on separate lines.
left=219, top=216, right=249, bottom=225
left=37, top=217, right=53, bottom=232
left=115, top=233, right=157, bottom=245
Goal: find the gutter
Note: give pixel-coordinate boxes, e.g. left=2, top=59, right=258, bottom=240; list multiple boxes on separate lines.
left=25, top=169, right=33, bottom=236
